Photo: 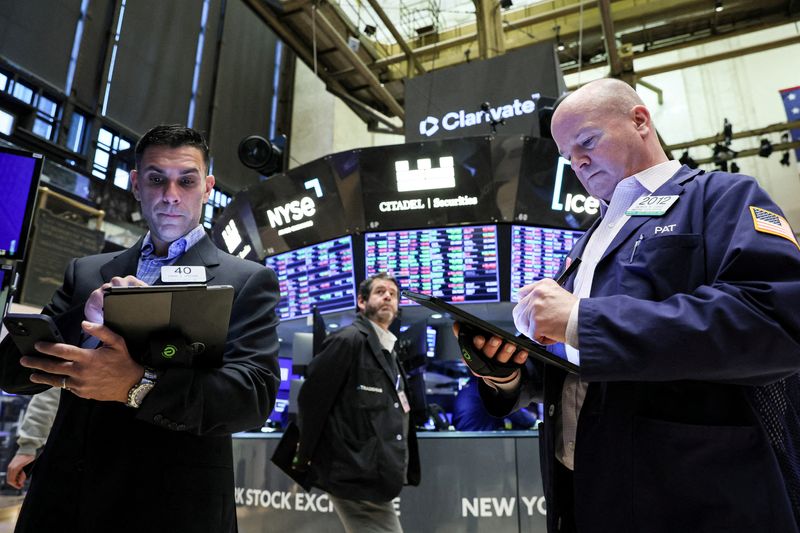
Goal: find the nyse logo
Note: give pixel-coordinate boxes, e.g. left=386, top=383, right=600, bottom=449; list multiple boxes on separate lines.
left=419, top=117, right=439, bottom=137
left=551, top=157, right=600, bottom=215
left=265, top=178, right=323, bottom=235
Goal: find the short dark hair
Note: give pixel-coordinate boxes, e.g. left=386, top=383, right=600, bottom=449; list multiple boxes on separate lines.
left=135, top=124, right=210, bottom=173
left=358, top=272, right=401, bottom=304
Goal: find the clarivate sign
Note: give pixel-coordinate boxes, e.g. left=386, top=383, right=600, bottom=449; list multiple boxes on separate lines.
left=419, top=93, right=542, bottom=137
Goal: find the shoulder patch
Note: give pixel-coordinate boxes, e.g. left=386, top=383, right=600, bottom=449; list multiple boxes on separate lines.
left=749, top=206, right=799, bottom=250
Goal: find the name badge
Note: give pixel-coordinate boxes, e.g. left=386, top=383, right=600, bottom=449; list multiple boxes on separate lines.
left=398, top=391, right=411, bottom=413
left=161, top=266, right=206, bottom=283
left=625, top=195, right=679, bottom=216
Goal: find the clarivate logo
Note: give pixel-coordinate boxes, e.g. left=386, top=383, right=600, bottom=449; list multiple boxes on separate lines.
left=418, top=93, right=541, bottom=137
left=419, top=116, right=439, bottom=137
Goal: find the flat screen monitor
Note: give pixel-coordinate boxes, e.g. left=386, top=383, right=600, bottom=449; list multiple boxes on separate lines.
left=265, top=235, right=357, bottom=320
left=0, top=146, right=44, bottom=261
left=510, top=224, right=585, bottom=302
left=365, top=224, right=499, bottom=305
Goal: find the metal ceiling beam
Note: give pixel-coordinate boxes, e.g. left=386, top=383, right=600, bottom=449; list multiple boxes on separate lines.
left=561, top=18, right=796, bottom=76
left=327, top=86, right=403, bottom=135
left=242, top=0, right=403, bottom=126
left=364, top=0, right=426, bottom=76
left=474, top=0, right=506, bottom=59
left=665, top=119, right=800, bottom=152
left=373, top=0, right=599, bottom=70
left=692, top=139, right=800, bottom=165
left=301, top=3, right=405, bottom=119
left=636, top=34, right=800, bottom=79
left=597, top=0, right=622, bottom=77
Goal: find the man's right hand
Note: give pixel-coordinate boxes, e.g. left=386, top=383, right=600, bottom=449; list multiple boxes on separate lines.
left=452, top=322, right=527, bottom=384
left=84, top=275, right=148, bottom=324
left=6, top=453, right=35, bottom=489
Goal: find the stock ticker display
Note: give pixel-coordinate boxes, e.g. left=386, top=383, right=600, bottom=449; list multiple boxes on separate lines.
left=510, top=225, right=585, bottom=302
left=265, top=235, right=357, bottom=320
left=365, top=225, right=500, bottom=305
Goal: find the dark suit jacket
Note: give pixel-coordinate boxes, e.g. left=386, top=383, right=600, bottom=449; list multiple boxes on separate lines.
left=295, top=314, right=420, bottom=502
left=483, top=167, right=800, bottom=533
left=0, top=235, right=281, bottom=533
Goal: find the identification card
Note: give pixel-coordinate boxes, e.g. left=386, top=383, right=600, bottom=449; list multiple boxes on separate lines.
left=625, top=195, right=679, bottom=216
left=397, top=391, right=411, bottom=413
left=160, top=265, right=207, bottom=283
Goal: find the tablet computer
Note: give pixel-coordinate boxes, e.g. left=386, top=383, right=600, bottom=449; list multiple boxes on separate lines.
left=103, top=284, right=234, bottom=368
left=402, top=291, right=579, bottom=374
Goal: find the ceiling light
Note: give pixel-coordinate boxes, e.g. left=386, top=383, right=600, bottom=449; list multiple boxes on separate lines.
left=758, top=139, right=773, bottom=158
left=715, top=1, right=724, bottom=13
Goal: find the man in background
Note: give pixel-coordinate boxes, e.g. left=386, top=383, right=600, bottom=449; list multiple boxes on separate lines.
left=4, top=388, right=59, bottom=489
left=294, top=273, right=420, bottom=533
left=0, top=124, right=281, bottom=533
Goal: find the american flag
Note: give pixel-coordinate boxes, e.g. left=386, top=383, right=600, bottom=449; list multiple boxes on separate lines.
left=750, top=206, right=799, bottom=250
left=780, top=86, right=800, bottom=160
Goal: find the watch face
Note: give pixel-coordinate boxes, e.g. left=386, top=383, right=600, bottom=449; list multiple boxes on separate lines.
left=130, top=383, right=155, bottom=408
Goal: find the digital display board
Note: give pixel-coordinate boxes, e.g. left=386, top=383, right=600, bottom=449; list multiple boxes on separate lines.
left=366, top=225, right=499, bottom=304
left=265, top=235, right=356, bottom=320
left=359, top=138, right=500, bottom=231
left=0, top=146, right=43, bottom=261
left=510, top=225, right=584, bottom=301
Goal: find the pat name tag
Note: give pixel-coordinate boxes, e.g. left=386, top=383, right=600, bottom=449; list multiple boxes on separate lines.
left=625, top=195, right=679, bottom=216
left=398, top=391, right=411, bottom=413
left=161, top=265, right=206, bottom=283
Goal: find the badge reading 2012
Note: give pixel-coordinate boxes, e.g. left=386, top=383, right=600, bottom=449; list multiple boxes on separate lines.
left=161, top=266, right=207, bottom=283
left=625, top=195, right=679, bottom=217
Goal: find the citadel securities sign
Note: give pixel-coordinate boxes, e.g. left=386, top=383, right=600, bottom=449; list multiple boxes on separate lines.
left=419, top=93, right=542, bottom=138
left=405, top=43, right=566, bottom=142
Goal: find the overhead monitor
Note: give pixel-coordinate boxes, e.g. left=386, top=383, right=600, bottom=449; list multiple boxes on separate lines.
left=510, top=224, right=584, bottom=301
left=365, top=224, right=499, bottom=305
left=0, top=146, right=44, bottom=261
left=265, top=235, right=357, bottom=320
left=359, top=138, right=500, bottom=231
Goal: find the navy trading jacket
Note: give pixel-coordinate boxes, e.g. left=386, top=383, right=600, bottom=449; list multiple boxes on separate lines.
left=483, top=165, right=800, bottom=533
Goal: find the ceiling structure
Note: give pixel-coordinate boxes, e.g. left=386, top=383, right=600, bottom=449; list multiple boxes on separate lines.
left=246, top=0, right=800, bottom=137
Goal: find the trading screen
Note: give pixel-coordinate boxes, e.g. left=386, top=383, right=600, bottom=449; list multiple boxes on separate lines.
left=265, top=235, right=357, bottom=319
left=510, top=225, right=584, bottom=301
left=366, top=225, right=500, bottom=305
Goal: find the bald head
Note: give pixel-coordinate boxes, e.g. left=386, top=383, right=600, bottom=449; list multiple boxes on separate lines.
left=550, top=78, right=668, bottom=202
left=556, top=78, right=645, bottom=122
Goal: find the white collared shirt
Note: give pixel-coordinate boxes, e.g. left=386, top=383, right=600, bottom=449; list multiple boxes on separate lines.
left=369, top=319, right=397, bottom=353
left=557, top=159, right=682, bottom=470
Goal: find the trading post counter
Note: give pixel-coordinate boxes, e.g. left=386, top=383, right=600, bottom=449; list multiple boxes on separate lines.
left=233, top=431, right=546, bottom=532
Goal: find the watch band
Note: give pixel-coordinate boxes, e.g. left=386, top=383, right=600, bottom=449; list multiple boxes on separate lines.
left=126, top=367, right=158, bottom=408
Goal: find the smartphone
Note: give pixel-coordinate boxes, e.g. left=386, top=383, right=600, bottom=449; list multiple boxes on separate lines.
left=2, top=313, right=65, bottom=357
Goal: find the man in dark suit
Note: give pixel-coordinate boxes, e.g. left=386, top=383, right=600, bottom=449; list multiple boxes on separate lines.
left=463, top=79, right=800, bottom=532
left=0, top=124, right=281, bottom=532
left=294, top=273, right=420, bottom=533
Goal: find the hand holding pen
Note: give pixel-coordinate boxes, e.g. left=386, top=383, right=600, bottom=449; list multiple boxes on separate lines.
left=512, top=257, right=582, bottom=345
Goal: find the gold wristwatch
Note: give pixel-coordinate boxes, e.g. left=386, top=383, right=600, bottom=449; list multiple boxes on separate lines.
left=126, top=367, right=157, bottom=408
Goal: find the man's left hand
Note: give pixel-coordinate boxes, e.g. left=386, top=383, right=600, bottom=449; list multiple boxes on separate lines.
left=20, top=320, right=144, bottom=403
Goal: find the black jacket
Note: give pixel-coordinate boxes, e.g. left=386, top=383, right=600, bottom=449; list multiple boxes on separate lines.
left=296, top=314, right=420, bottom=502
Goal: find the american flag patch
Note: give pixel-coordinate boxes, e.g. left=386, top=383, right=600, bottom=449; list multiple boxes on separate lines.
left=750, top=206, right=799, bottom=249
